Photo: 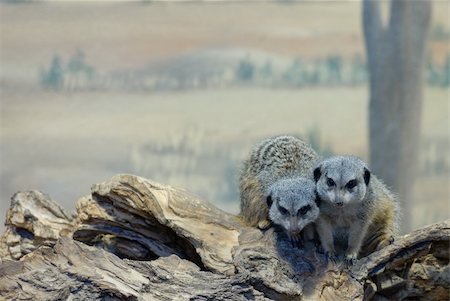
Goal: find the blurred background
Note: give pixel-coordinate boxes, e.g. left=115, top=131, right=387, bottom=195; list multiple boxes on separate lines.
left=0, top=1, right=448, bottom=232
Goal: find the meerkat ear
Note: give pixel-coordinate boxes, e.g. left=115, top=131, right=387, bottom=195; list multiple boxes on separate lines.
left=266, top=194, right=273, bottom=207
left=364, top=168, right=371, bottom=185
left=313, top=166, right=321, bottom=182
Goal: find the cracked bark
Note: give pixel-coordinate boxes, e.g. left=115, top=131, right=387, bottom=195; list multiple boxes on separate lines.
left=1, top=174, right=448, bottom=300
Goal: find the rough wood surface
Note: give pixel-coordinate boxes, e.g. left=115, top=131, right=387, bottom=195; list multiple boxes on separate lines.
left=74, top=174, right=244, bottom=275
left=1, top=174, right=448, bottom=300
left=0, top=238, right=268, bottom=301
left=0, top=191, right=75, bottom=260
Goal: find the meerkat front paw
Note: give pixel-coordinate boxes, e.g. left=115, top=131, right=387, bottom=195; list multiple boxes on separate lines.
left=287, top=233, right=301, bottom=248
left=326, top=252, right=339, bottom=263
left=257, top=219, right=272, bottom=230
left=344, top=253, right=358, bottom=265
left=302, top=238, right=316, bottom=250
left=388, top=235, right=395, bottom=244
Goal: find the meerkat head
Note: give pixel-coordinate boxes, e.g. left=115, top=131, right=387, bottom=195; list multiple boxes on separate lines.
left=266, top=177, right=319, bottom=236
left=313, top=156, right=371, bottom=207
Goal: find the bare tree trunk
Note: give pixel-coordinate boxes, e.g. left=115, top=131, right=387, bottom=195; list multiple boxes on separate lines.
left=363, top=0, right=432, bottom=232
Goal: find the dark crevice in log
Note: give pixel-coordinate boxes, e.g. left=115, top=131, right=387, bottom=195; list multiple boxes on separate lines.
left=367, top=240, right=431, bottom=277
left=14, top=228, right=35, bottom=240
left=73, top=228, right=160, bottom=261
left=73, top=193, right=207, bottom=271
left=430, top=240, right=449, bottom=262
left=248, top=279, right=299, bottom=301
left=80, top=175, right=240, bottom=275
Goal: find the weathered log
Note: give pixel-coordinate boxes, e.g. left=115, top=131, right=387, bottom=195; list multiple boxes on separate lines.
left=352, top=221, right=450, bottom=300
left=0, top=191, right=75, bottom=260
left=74, top=174, right=244, bottom=275
left=0, top=174, right=448, bottom=300
left=0, top=238, right=268, bottom=301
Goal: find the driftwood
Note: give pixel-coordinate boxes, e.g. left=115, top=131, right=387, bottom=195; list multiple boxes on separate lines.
left=0, top=174, right=448, bottom=300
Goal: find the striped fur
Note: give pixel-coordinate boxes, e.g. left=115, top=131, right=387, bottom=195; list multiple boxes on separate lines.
left=239, top=136, right=320, bottom=228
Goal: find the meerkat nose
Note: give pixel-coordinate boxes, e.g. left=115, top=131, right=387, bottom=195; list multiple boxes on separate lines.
left=289, top=218, right=299, bottom=233
left=291, top=229, right=301, bottom=235
left=335, top=195, right=344, bottom=206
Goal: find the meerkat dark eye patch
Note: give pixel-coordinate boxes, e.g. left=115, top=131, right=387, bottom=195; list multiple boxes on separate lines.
left=314, top=192, right=322, bottom=207
left=298, top=205, right=311, bottom=216
left=313, top=167, right=321, bottom=182
left=266, top=195, right=273, bottom=207
left=277, top=204, right=289, bottom=215
left=326, top=178, right=335, bottom=187
left=346, top=179, right=357, bottom=189
left=364, top=168, right=371, bottom=185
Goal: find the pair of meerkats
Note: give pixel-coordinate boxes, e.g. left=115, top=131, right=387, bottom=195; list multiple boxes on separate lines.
left=239, top=135, right=399, bottom=261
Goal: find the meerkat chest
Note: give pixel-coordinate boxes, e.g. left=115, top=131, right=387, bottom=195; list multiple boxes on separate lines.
left=322, top=206, right=359, bottom=228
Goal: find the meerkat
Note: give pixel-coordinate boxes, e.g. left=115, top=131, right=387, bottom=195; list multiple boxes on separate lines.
left=313, top=155, right=399, bottom=262
left=239, top=135, right=320, bottom=230
left=265, top=177, right=320, bottom=245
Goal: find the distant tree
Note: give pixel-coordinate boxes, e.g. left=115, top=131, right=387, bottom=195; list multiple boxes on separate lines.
left=40, top=55, right=63, bottom=90
left=443, top=54, right=450, bottom=87
left=236, top=57, right=254, bottom=82
left=84, top=65, right=97, bottom=90
left=426, top=53, right=450, bottom=88
left=426, top=55, right=439, bottom=86
left=282, top=58, right=304, bottom=87
left=304, top=126, right=334, bottom=158
left=66, top=49, right=87, bottom=90
left=302, top=61, right=320, bottom=86
left=325, top=55, right=343, bottom=84
left=429, top=23, right=450, bottom=41
left=67, top=49, right=86, bottom=73
left=349, top=55, right=368, bottom=85
left=363, top=0, right=432, bottom=232
left=260, top=61, right=274, bottom=84
left=64, top=49, right=98, bottom=91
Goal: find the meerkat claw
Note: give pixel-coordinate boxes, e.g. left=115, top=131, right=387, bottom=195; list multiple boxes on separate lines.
left=344, top=254, right=358, bottom=265
left=257, top=219, right=272, bottom=230
left=388, top=236, right=395, bottom=244
left=326, top=252, right=338, bottom=263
